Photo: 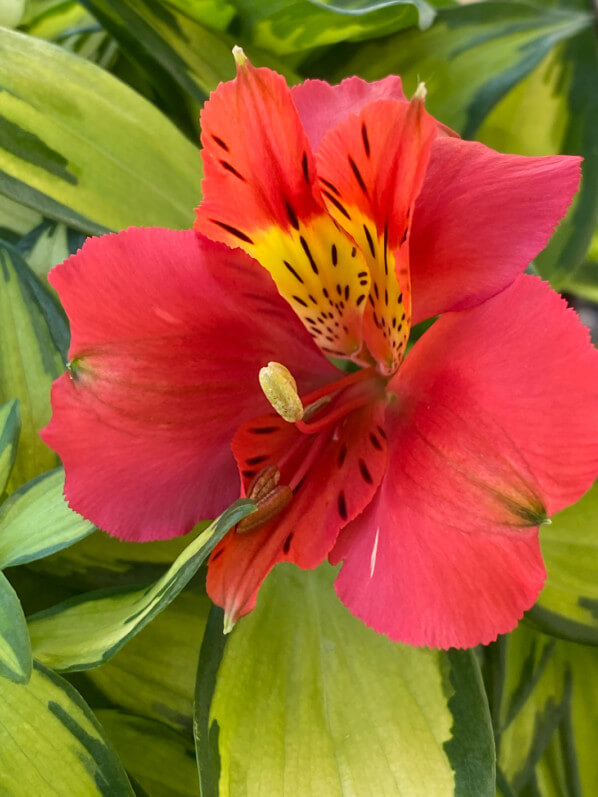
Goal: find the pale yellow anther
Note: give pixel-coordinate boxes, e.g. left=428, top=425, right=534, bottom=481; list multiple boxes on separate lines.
left=258, top=362, right=304, bottom=423
left=232, top=45, right=248, bottom=68
left=412, top=81, right=427, bottom=101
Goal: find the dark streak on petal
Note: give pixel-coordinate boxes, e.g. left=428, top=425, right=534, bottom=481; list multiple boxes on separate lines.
left=361, top=122, right=370, bottom=158
left=300, top=236, right=319, bottom=274
left=338, top=491, right=348, bottom=520
left=220, top=160, right=246, bottom=181
left=210, top=219, right=254, bottom=244
left=284, top=260, right=304, bottom=283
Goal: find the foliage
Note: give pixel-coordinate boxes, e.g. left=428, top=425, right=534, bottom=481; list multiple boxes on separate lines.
left=0, top=0, right=596, bottom=793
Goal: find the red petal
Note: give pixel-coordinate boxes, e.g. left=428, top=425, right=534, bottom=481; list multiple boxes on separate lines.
left=331, top=496, right=545, bottom=649
left=207, top=399, right=388, bottom=626
left=316, top=96, right=436, bottom=373
left=331, top=275, right=598, bottom=647
left=291, top=75, right=406, bottom=150
left=41, top=228, right=335, bottom=541
left=196, top=60, right=321, bottom=245
left=195, top=60, right=370, bottom=359
left=410, top=137, right=582, bottom=323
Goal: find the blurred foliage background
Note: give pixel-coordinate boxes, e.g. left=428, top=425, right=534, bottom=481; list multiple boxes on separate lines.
left=0, top=0, right=597, bottom=794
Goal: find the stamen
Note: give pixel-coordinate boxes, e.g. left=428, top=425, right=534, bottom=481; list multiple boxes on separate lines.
left=246, top=464, right=280, bottom=501
left=238, top=465, right=293, bottom=533
left=259, top=362, right=304, bottom=422
left=237, top=485, right=293, bottom=533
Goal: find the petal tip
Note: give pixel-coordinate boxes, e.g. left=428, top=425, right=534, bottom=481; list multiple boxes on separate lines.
left=223, top=611, right=236, bottom=634
left=232, top=45, right=248, bottom=70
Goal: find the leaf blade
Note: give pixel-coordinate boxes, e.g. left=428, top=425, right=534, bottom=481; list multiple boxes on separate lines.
left=29, top=499, right=254, bottom=672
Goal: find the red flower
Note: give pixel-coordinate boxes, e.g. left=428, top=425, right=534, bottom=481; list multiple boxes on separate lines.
left=42, top=54, right=598, bottom=648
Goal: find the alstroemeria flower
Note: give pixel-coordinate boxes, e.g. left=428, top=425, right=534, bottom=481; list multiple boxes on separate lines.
left=42, top=55, right=598, bottom=649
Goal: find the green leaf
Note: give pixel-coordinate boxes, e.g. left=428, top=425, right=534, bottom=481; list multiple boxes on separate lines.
left=0, top=659, right=133, bottom=795
left=333, top=2, right=591, bottom=136
left=526, top=481, right=598, bottom=645
left=0, top=241, right=62, bottom=490
left=232, top=0, right=431, bottom=55
left=0, top=467, right=94, bottom=569
left=29, top=499, right=254, bottom=672
left=194, top=604, right=227, bottom=797
left=210, top=563, right=495, bottom=796
left=86, top=589, right=210, bottom=733
left=78, top=0, right=238, bottom=101
left=0, top=400, right=20, bottom=496
left=534, top=30, right=598, bottom=288
left=494, top=626, right=598, bottom=795
left=0, top=194, right=41, bottom=238
left=164, top=0, right=236, bottom=28
left=0, top=27, right=203, bottom=233
left=0, top=570, right=32, bottom=684
left=476, top=29, right=598, bottom=290
left=28, top=520, right=210, bottom=592
left=96, top=710, right=200, bottom=797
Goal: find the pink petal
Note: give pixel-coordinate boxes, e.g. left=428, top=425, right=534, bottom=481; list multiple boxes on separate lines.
left=291, top=75, right=406, bottom=151
left=207, top=398, right=388, bottom=626
left=409, top=137, right=582, bottom=323
left=332, top=275, right=598, bottom=647
left=42, top=228, right=335, bottom=541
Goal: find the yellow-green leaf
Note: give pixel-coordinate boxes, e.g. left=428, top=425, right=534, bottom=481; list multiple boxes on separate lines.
left=29, top=499, right=254, bottom=672
left=0, top=571, right=31, bottom=684
left=527, top=481, right=598, bottom=644
left=0, top=27, right=203, bottom=233
left=86, top=589, right=210, bottom=734
left=209, top=563, right=495, bottom=796
left=0, top=400, right=20, bottom=497
left=96, top=710, right=199, bottom=797
left=0, top=659, right=133, bottom=794
left=0, top=242, right=62, bottom=490
left=0, top=468, right=94, bottom=569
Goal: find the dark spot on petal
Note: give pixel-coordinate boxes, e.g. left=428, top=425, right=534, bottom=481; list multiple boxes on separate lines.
left=250, top=426, right=279, bottom=434
left=211, top=548, right=224, bottom=562
left=363, top=224, right=376, bottom=257
left=377, top=425, right=387, bottom=439
left=211, top=134, right=229, bottom=151
left=348, top=155, right=368, bottom=195
left=210, top=219, right=254, bottom=244
left=338, top=444, right=347, bottom=467
left=370, top=432, right=382, bottom=451
left=300, top=236, right=319, bottom=274
left=220, top=160, right=246, bottom=181
left=283, top=532, right=294, bottom=554
left=361, top=122, right=370, bottom=158
left=356, top=294, right=366, bottom=306
left=331, top=244, right=338, bottom=266
left=285, top=200, right=300, bottom=230
left=320, top=177, right=341, bottom=196
left=338, top=491, right=348, bottom=520
left=292, top=295, right=308, bottom=307
left=284, top=260, right=304, bottom=283
left=322, top=190, right=351, bottom=221
left=242, top=469, right=256, bottom=478
left=247, top=455, right=269, bottom=465
left=302, top=152, right=310, bottom=183
left=359, top=459, right=373, bottom=484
